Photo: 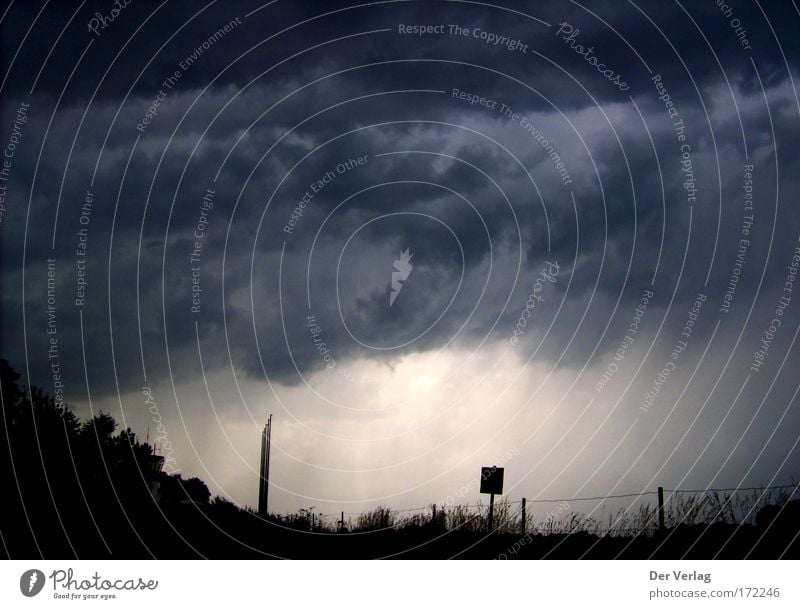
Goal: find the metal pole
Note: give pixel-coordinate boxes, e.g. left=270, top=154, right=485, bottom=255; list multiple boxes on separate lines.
left=258, top=425, right=267, bottom=516
left=264, top=414, right=272, bottom=515
left=521, top=497, right=526, bottom=536
left=488, top=493, right=495, bottom=532
left=657, top=486, right=665, bottom=531
left=258, top=415, right=273, bottom=517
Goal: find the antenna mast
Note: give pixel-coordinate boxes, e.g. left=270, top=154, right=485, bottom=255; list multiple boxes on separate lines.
left=258, top=414, right=273, bottom=516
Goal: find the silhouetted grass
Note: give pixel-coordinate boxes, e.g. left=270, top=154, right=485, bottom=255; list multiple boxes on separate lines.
left=280, top=486, right=797, bottom=538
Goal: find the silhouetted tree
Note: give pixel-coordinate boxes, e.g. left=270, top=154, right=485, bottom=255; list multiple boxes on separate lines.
left=2, top=357, right=797, bottom=559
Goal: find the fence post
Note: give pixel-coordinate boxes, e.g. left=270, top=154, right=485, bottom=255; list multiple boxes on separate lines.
left=657, top=487, right=665, bottom=532
left=432, top=504, right=437, bottom=524
left=340, top=511, right=345, bottom=532
left=521, top=498, right=526, bottom=536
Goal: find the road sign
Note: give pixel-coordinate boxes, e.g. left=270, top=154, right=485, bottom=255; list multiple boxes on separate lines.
left=480, top=466, right=504, bottom=495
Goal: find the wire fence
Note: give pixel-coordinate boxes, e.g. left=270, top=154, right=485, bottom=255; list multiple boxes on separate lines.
left=311, top=483, right=799, bottom=516
left=268, top=482, right=800, bottom=536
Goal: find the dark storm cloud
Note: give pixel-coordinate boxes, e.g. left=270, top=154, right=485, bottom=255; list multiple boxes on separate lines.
left=2, top=0, right=800, bottom=522
left=1, top=0, right=798, bottom=420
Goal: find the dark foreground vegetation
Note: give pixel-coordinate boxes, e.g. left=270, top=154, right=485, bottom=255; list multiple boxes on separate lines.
left=2, top=358, right=798, bottom=559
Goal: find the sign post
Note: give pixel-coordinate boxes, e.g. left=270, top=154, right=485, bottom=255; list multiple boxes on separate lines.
left=480, top=465, right=504, bottom=533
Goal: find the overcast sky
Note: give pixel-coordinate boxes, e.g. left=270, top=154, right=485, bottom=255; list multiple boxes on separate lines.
left=1, top=0, right=799, bottom=519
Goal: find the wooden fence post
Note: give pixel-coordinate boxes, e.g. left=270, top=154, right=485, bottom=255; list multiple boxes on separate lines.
left=521, top=498, right=527, bottom=536
left=657, top=487, right=665, bottom=531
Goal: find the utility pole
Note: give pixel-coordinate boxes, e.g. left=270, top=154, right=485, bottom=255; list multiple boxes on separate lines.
left=258, top=414, right=272, bottom=517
